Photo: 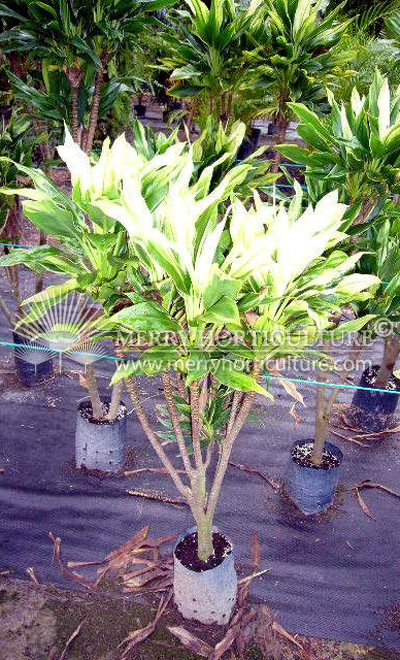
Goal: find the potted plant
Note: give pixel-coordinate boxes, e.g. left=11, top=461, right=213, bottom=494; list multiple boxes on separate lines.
left=285, top=323, right=377, bottom=515
left=349, top=215, right=400, bottom=431
left=277, top=71, right=400, bottom=223
left=79, top=135, right=377, bottom=621
left=0, top=111, right=54, bottom=386
left=0, top=131, right=144, bottom=471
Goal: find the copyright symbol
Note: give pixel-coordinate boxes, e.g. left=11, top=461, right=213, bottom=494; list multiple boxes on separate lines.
left=374, top=319, right=393, bottom=338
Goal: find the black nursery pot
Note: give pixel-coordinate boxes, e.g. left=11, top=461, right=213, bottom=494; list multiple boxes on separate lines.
left=237, top=128, right=261, bottom=161
left=0, top=105, right=13, bottom=123
left=284, top=439, right=343, bottom=516
left=351, top=365, right=400, bottom=432
left=134, top=104, right=146, bottom=118
left=12, top=332, right=53, bottom=387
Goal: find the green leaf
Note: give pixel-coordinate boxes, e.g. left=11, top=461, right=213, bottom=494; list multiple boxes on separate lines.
left=203, top=295, right=240, bottom=325
left=214, top=363, right=273, bottom=400
left=323, top=315, right=376, bottom=340
left=109, top=302, right=181, bottom=333
left=21, top=279, right=78, bottom=306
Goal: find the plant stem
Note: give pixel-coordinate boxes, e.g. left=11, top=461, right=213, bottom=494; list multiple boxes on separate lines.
left=124, top=376, right=190, bottom=498
left=190, top=382, right=204, bottom=469
left=71, top=87, right=80, bottom=144
left=272, top=113, right=289, bottom=173
left=0, top=293, right=15, bottom=326
left=105, top=381, right=123, bottom=422
left=161, top=372, right=193, bottom=475
left=195, top=513, right=213, bottom=562
left=206, top=363, right=260, bottom=523
left=312, top=368, right=328, bottom=466
left=375, top=333, right=400, bottom=389
left=85, top=363, right=103, bottom=420
left=83, top=67, right=104, bottom=154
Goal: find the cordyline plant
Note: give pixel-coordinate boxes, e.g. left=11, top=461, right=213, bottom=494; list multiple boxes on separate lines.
left=160, top=0, right=266, bottom=125
left=0, top=125, right=254, bottom=424
left=278, top=71, right=400, bottom=225
left=2, top=129, right=378, bottom=557
left=248, top=0, right=352, bottom=170
left=77, top=143, right=376, bottom=560
left=131, top=116, right=278, bottom=200
left=351, top=212, right=400, bottom=389
left=0, top=0, right=175, bottom=152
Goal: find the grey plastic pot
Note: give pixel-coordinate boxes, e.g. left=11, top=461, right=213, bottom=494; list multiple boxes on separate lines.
left=75, top=397, right=126, bottom=473
left=284, top=439, right=343, bottom=515
left=173, top=526, right=237, bottom=625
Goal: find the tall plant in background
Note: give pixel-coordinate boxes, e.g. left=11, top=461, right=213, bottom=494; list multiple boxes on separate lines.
left=0, top=112, right=39, bottom=325
left=0, top=0, right=175, bottom=152
left=250, top=0, right=352, bottom=169
left=160, top=0, right=266, bottom=126
left=278, top=71, right=400, bottom=225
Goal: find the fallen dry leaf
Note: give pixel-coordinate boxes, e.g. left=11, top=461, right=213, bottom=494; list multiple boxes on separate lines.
left=330, top=430, right=369, bottom=448
left=229, top=461, right=280, bottom=492
left=126, top=489, right=188, bottom=507
left=124, top=467, right=185, bottom=477
left=26, top=566, right=40, bottom=587
left=59, top=620, right=84, bottom=660
left=209, top=610, right=256, bottom=660
left=290, top=404, right=302, bottom=429
left=238, top=568, right=271, bottom=586
left=119, top=589, right=172, bottom=659
left=267, top=366, right=305, bottom=406
left=167, top=627, right=213, bottom=657
left=353, top=487, right=374, bottom=520
left=79, top=374, right=88, bottom=389
left=357, top=479, right=400, bottom=500
left=272, top=621, right=318, bottom=660
left=250, top=532, right=259, bottom=571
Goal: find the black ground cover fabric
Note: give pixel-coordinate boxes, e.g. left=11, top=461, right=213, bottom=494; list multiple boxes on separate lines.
left=0, top=274, right=400, bottom=649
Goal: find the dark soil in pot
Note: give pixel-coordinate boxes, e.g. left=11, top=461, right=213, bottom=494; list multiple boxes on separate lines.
left=291, top=442, right=341, bottom=469
left=174, top=530, right=232, bottom=573
left=75, top=397, right=127, bottom=473
left=134, top=104, right=146, bottom=118
left=78, top=400, right=126, bottom=425
left=350, top=365, right=400, bottom=432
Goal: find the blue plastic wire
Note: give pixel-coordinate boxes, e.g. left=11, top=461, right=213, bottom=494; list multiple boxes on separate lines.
left=1, top=339, right=399, bottom=396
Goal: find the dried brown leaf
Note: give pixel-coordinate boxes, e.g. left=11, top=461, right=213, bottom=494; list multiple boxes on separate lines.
left=290, top=404, right=302, bottom=429
left=209, top=610, right=256, bottom=660
left=238, top=568, right=271, bottom=585
left=48, top=532, right=61, bottom=563
left=126, top=489, right=188, bottom=507
left=26, top=566, right=40, bottom=587
left=330, top=430, right=369, bottom=448
left=79, top=374, right=88, bottom=389
left=229, top=462, right=280, bottom=492
left=167, top=627, right=213, bottom=657
left=59, top=620, right=84, bottom=660
left=250, top=533, right=259, bottom=571
left=272, top=621, right=317, bottom=660
left=267, top=366, right=305, bottom=406
left=120, top=590, right=172, bottom=659
left=124, top=467, right=185, bottom=477
left=353, top=487, right=374, bottom=519
left=357, top=479, right=400, bottom=500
